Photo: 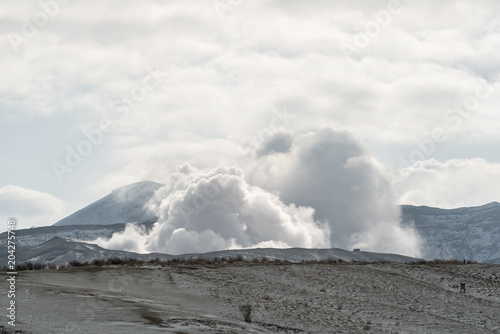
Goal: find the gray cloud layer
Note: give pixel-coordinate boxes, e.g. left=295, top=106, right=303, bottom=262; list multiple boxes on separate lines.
left=1, top=1, right=498, bottom=245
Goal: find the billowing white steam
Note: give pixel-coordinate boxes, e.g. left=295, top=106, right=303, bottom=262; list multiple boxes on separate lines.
left=248, top=128, right=422, bottom=256
left=96, top=128, right=422, bottom=257
left=96, top=164, right=330, bottom=254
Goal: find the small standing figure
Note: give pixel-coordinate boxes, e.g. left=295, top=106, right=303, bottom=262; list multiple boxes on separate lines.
left=460, top=282, right=466, bottom=293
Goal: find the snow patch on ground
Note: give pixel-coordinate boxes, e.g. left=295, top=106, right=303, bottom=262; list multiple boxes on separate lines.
left=8, top=263, right=500, bottom=333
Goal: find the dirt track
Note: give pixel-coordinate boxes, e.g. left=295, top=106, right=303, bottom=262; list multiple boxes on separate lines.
left=3, top=263, right=500, bottom=333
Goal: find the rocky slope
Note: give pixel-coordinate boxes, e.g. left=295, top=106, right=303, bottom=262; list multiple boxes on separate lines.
left=401, top=202, right=500, bottom=263
left=54, top=181, right=162, bottom=226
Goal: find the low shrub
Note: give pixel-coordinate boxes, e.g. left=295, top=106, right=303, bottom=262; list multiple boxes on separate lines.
left=410, top=259, right=478, bottom=265
left=68, top=260, right=84, bottom=267
left=239, top=304, right=252, bottom=323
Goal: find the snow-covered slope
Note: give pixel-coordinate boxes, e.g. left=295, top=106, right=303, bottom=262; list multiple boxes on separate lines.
left=54, top=181, right=162, bottom=226
left=401, top=202, right=500, bottom=263
left=2, top=237, right=421, bottom=266
left=4, top=237, right=169, bottom=265
left=0, top=221, right=156, bottom=248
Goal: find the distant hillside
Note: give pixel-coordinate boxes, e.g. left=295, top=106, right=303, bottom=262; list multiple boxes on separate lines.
left=401, top=202, right=500, bottom=263
left=0, top=220, right=156, bottom=248
left=54, top=181, right=162, bottom=226
left=1, top=237, right=421, bottom=266
left=486, top=257, right=500, bottom=264
left=2, top=237, right=163, bottom=265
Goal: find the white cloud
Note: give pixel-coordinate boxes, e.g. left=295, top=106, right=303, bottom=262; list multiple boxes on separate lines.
left=396, top=158, right=500, bottom=208
left=0, top=185, right=67, bottom=231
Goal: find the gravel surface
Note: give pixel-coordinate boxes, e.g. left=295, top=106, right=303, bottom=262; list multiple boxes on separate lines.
left=3, top=263, right=499, bottom=333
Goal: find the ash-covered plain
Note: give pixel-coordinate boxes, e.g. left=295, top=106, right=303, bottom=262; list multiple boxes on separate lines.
left=6, top=262, right=500, bottom=333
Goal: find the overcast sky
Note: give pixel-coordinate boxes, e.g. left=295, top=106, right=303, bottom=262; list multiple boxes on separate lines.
left=1, top=0, right=500, bottom=234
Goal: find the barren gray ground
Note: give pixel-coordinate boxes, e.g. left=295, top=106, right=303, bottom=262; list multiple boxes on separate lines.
left=3, top=263, right=500, bottom=333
